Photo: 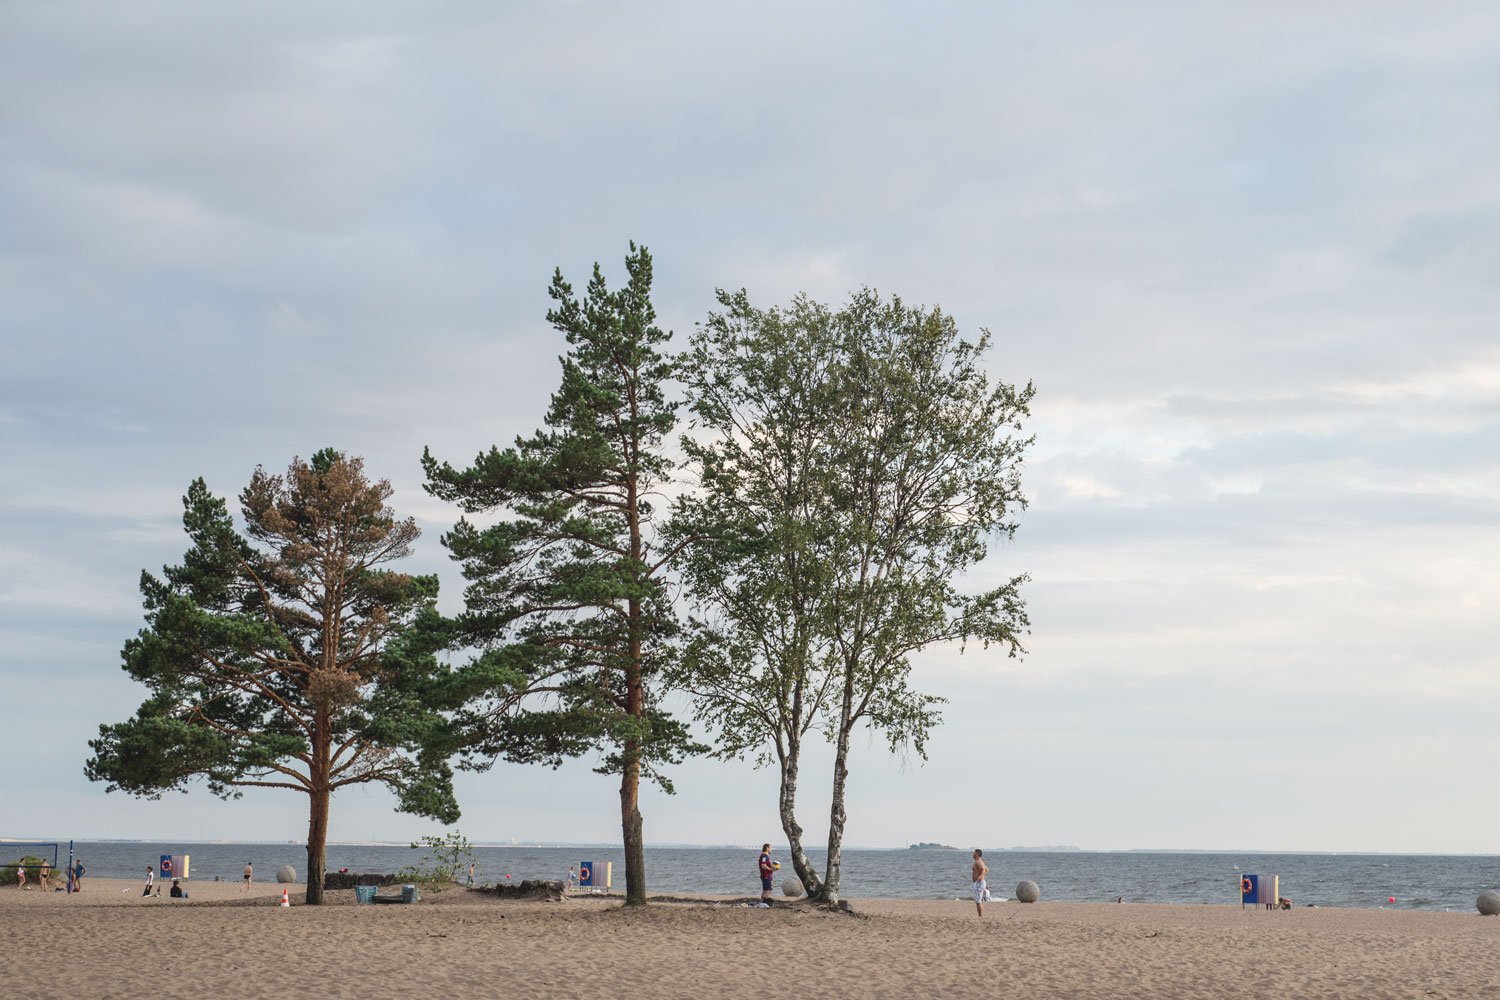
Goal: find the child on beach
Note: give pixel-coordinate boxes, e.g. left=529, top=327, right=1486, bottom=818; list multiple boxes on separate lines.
left=72, top=861, right=84, bottom=892
left=971, top=850, right=989, bottom=917
left=15, top=861, right=26, bottom=890
left=759, top=844, right=775, bottom=906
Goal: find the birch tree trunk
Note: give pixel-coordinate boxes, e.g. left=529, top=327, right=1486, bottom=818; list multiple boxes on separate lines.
left=778, top=731, right=822, bottom=897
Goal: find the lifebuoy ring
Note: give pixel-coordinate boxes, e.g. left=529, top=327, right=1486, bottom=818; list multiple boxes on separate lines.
left=162, top=858, right=172, bottom=874
left=1240, top=877, right=1252, bottom=894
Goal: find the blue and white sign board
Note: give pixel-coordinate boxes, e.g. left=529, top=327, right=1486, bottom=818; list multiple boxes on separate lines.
left=1240, top=874, right=1277, bottom=906
left=159, top=854, right=189, bottom=879
left=578, top=861, right=612, bottom=889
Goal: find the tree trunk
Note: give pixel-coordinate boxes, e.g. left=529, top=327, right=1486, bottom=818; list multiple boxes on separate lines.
left=621, top=753, right=645, bottom=905
left=819, top=663, right=858, bottom=906
left=305, top=708, right=331, bottom=905
left=305, top=783, right=329, bottom=905
left=778, top=735, right=821, bottom=897
left=622, top=595, right=647, bottom=906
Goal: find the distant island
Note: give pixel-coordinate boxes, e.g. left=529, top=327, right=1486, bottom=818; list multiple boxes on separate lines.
left=908, top=843, right=1082, bottom=852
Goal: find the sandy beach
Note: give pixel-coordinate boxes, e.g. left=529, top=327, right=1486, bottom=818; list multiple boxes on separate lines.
left=3, top=880, right=1498, bottom=999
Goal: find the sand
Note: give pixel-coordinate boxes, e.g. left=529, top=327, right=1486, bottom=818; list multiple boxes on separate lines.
left=4, top=880, right=1498, bottom=999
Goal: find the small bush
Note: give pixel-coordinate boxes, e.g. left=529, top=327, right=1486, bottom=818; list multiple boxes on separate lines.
left=397, top=831, right=475, bottom=893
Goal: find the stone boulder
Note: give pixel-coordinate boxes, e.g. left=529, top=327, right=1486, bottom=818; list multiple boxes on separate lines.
left=781, top=877, right=805, bottom=898
left=1015, top=880, right=1040, bottom=903
left=275, top=865, right=297, bottom=884
left=1478, top=890, right=1500, bottom=916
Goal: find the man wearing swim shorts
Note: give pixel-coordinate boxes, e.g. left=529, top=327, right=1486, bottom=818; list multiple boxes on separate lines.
left=971, top=849, right=989, bottom=917
left=243, top=862, right=253, bottom=892
left=758, top=844, right=775, bottom=905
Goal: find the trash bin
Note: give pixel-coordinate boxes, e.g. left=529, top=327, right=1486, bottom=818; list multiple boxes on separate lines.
left=401, top=884, right=418, bottom=904
left=354, top=885, right=377, bottom=903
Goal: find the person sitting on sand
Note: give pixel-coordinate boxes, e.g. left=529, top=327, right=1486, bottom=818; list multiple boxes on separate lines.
left=1278, top=896, right=1292, bottom=910
left=39, top=860, right=51, bottom=891
left=971, top=850, right=989, bottom=917
left=170, top=879, right=185, bottom=899
left=759, top=844, right=776, bottom=905
left=243, top=862, right=252, bottom=892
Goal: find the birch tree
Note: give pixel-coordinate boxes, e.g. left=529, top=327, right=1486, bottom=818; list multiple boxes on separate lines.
left=678, top=288, right=1034, bottom=905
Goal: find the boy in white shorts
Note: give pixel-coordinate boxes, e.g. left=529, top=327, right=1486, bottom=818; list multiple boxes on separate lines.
left=971, top=849, right=989, bottom=917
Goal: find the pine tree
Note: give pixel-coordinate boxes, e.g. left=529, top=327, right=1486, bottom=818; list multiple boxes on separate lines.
left=422, top=244, right=701, bottom=905
left=86, top=450, right=475, bottom=904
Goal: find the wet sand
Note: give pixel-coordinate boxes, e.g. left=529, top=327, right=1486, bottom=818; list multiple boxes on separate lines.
left=4, top=880, right=1498, bottom=998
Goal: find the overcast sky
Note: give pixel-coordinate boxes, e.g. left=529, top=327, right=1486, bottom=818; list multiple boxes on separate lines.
left=3, top=2, right=1498, bottom=854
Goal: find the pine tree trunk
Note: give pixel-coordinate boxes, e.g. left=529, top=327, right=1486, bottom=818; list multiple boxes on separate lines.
left=779, top=735, right=821, bottom=897
left=622, top=593, right=647, bottom=905
left=621, top=753, right=645, bottom=905
left=305, top=710, right=331, bottom=905
left=305, top=784, right=329, bottom=905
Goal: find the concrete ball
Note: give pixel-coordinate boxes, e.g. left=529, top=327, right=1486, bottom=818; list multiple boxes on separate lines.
left=275, top=865, right=298, bottom=884
left=1478, top=890, right=1500, bottom=916
left=781, top=877, right=805, bottom=898
left=1015, top=880, right=1040, bottom=903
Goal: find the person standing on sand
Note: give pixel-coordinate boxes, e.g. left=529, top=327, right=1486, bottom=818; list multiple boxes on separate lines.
left=39, top=859, right=51, bottom=891
left=72, top=860, right=85, bottom=893
left=971, top=850, right=989, bottom=917
left=15, top=860, right=26, bottom=890
left=759, top=844, right=775, bottom=905
left=242, top=862, right=252, bottom=892
left=143, top=867, right=155, bottom=897
left=466, top=863, right=475, bottom=889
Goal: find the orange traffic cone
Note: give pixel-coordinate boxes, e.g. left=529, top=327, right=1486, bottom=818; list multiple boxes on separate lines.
left=280, top=888, right=290, bottom=907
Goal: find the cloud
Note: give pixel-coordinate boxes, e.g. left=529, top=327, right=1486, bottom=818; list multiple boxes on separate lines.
left=3, top=1, right=1499, bottom=851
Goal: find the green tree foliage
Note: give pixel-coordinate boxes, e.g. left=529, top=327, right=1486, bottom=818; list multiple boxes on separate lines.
left=677, top=288, right=1034, bottom=905
left=422, top=244, right=701, bottom=906
left=672, top=291, right=845, bottom=899
left=86, top=450, right=483, bottom=904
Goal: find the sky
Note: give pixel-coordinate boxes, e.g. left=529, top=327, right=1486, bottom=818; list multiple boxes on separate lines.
left=2, top=2, right=1498, bottom=854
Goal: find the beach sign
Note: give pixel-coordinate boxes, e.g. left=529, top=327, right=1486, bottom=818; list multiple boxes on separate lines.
left=578, top=861, right=612, bottom=889
left=159, top=854, right=189, bottom=879
left=1240, top=874, right=1277, bottom=906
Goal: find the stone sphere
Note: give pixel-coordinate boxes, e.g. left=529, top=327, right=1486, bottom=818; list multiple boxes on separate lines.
left=275, top=865, right=297, bottom=884
left=1015, top=880, right=1040, bottom=903
left=781, top=877, right=805, bottom=898
left=1478, top=890, right=1500, bottom=916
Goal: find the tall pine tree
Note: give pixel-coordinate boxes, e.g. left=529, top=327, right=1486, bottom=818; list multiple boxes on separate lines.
left=86, top=450, right=473, bottom=904
left=422, top=243, right=699, bottom=905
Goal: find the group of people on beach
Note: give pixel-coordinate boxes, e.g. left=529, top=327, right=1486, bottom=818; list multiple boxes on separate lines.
left=750, top=844, right=995, bottom=917
left=10, top=858, right=85, bottom=892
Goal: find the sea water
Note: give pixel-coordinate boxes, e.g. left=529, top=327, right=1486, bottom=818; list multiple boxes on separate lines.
left=48, top=843, right=1500, bottom=910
